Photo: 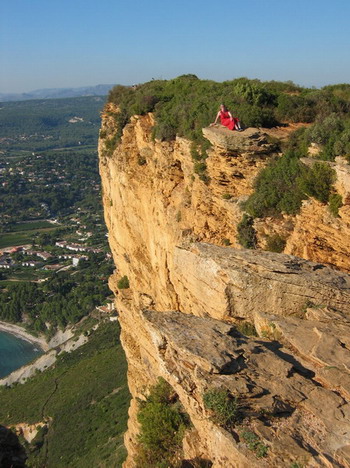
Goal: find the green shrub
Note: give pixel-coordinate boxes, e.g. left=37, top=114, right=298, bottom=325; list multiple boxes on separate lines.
left=265, top=234, right=286, bottom=253
left=136, top=378, right=190, bottom=468
left=237, top=214, right=257, bottom=249
left=232, top=79, right=277, bottom=107
left=335, top=129, right=350, bottom=160
left=191, top=141, right=209, bottom=162
left=307, top=113, right=344, bottom=145
left=282, top=113, right=350, bottom=162
left=244, top=150, right=338, bottom=219
left=243, top=154, right=308, bottom=218
left=275, top=94, right=316, bottom=123
left=283, top=126, right=308, bottom=157
left=299, top=162, right=335, bottom=203
left=304, top=113, right=350, bottom=161
left=222, top=238, right=231, bottom=246
left=190, top=141, right=210, bottom=183
left=194, top=162, right=207, bottom=175
left=113, top=109, right=130, bottom=143
left=199, top=173, right=210, bottom=184
left=104, top=134, right=118, bottom=156
left=264, top=80, right=302, bottom=95
left=153, top=119, right=177, bottom=141
left=222, top=193, right=233, bottom=200
left=236, top=321, right=258, bottom=336
left=241, top=430, right=268, bottom=458
left=311, top=86, right=350, bottom=117
left=237, top=104, right=277, bottom=128
left=117, top=275, right=130, bottom=289
left=329, top=193, right=343, bottom=217
left=193, top=161, right=210, bottom=184
left=142, top=377, right=173, bottom=404
left=203, top=388, right=238, bottom=428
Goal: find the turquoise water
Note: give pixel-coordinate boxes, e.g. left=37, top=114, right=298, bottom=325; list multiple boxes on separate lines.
left=0, top=331, right=43, bottom=378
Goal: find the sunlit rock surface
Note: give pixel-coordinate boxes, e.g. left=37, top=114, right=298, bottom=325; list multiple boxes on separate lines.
left=99, top=106, right=350, bottom=467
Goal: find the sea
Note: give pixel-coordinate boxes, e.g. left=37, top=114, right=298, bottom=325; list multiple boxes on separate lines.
left=0, top=331, right=43, bottom=378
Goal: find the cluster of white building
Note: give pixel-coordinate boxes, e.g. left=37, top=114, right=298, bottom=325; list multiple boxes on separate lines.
left=22, top=249, right=52, bottom=261
left=0, top=243, right=91, bottom=271
left=55, top=240, right=102, bottom=254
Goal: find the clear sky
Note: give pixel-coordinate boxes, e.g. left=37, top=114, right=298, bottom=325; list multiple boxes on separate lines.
left=1, top=0, right=349, bottom=93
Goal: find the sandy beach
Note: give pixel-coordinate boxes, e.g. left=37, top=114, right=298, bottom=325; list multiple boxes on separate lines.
left=0, top=321, right=49, bottom=352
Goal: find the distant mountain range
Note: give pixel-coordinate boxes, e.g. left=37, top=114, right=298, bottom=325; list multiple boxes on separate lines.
left=0, top=84, right=115, bottom=102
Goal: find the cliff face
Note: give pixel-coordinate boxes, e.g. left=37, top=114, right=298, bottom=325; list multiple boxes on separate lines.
left=283, top=157, right=350, bottom=271
left=99, top=106, right=350, bottom=467
left=99, top=104, right=278, bottom=308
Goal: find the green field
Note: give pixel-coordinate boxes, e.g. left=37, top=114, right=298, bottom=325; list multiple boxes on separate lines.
left=0, top=227, right=58, bottom=249
left=9, top=221, right=55, bottom=232
left=0, top=321, right=130, bottom=468
left=0, top=232, right=35, bottom=249
left=0, top=271, right=50, bottom=282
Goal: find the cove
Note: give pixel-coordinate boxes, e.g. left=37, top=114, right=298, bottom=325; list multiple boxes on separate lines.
left=0, top=331, right=43, bottom=378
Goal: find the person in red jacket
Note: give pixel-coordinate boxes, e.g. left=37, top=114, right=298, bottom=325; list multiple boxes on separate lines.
left=211, top=104, right=242, bottom=131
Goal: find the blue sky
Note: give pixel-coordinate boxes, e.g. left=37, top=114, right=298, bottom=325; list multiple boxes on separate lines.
left=1, top=0, right=349, bottom=93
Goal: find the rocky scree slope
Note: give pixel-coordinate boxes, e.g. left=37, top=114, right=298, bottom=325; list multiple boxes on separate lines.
left=99, top=105, right=350, bottom=467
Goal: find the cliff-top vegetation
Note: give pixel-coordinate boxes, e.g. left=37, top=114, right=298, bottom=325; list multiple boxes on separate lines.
left=107, top=75, right=350, bottom=226
left=107, top=75, right=350, bottom=146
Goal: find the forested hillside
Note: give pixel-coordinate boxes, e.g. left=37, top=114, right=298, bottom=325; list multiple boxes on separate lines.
left=0, top=96, right=105, bottom=154
left=0, top=321, right=130, bottom=468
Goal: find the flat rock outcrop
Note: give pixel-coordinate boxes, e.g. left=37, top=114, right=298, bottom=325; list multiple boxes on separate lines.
left=202, top=126, right=273, bottom=154
left=172, top=243, right=350, bottom=320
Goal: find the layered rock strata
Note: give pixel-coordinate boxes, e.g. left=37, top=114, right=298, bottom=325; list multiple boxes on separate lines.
left=99, top=107, right=350, bottom=467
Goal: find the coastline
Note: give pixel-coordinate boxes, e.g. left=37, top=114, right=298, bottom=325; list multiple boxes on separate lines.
left=0, top=321, right=49, bottom=352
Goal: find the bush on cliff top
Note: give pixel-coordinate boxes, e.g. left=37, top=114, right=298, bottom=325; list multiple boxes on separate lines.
left=108, top=77, right=350, bottom=144
left=299, top=162, right=335, bottom=203
left=243, top=153, right=308, bottom=217
left=107, top=76, right=285, bottom=143
left=243, top=149, right=336, bottom=218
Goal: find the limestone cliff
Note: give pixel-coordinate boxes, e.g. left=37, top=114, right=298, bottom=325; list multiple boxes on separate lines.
left=99, top=106, right=350, bottom=467
left=283, top=157, right=350, bottom=271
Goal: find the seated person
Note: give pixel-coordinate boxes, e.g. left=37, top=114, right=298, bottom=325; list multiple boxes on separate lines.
left=211, top=104, right=242, bottom=131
